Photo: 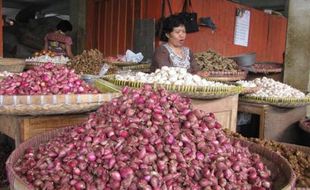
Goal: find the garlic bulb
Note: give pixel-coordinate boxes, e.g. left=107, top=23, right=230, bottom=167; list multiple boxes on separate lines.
left=26, top=55, right=69, bottom=64
left=116, top=66, right=232, bottom=87
left=236, top=80, right=257, bottom=88
left=250, top=77, right=305, bottom=98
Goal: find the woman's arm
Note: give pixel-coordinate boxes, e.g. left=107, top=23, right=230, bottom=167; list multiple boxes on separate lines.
left=151, top=45, right=172, bottom=72
left=188, top=50, right=201, bottom=74
left=65, top=36, right=74, bottom=58
left=65, top=44, right=74, bottom=58
left=44, top=35, right=48, bottom=51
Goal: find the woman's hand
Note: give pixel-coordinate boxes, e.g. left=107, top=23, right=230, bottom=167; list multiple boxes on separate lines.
left=196, top=71, right=209, bottom=78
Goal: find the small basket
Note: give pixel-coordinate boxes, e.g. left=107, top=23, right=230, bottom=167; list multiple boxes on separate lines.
left=240, top=95, right=310, bottom=108
left=252, top=62, right=283, bottom=74
left=200, top=70, right=248, bottom=82
left=0, top=58, right=25, bottom=73
left=25, top=61, right=66, bottom=70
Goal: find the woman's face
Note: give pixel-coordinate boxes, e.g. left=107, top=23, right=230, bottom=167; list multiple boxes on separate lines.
left=167, top=25, right=186, bottom=47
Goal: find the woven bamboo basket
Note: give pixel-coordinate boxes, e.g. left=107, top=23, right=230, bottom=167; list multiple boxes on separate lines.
left=278, top=142, right=310, bottom=189
left=0, top=58, right=25, bottom=73
left=25, top=61, right=67, bottom=70
left=103, top=75, right=244, bottom=99
left=6, top=127, right=296, bottom=190
left=251, top=62, right=283, bottom=74
left=200, top=70, right=248, bottom=82
left=240, top=95, right=310, bottom=108
left=94, top=79, right=121, bottom=93
left=105, top=61, right=139, bottom=67
left=0, top=93, right=120, bottom=115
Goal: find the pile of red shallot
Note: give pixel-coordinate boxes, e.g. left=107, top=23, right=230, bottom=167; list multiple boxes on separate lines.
left=13, top=85, right=272, bottom=190
left=0, top=63, right=98, bottom=95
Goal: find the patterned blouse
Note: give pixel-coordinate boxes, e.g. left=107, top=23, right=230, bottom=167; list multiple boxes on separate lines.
left=44, top=31, right=72, bottom=57
left=163, top=43, right=191, bottom=69
left=151, top=44, right=200, bottom=73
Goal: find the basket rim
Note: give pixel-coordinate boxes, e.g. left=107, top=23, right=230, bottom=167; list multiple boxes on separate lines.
left=240, top=95, right=310, bottom=108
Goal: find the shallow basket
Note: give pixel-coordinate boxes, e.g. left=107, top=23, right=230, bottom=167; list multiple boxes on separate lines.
left=103, top=75, right=244, bottom=99
left=240, top=95, right=310, bottom=108
left=25, top=61, right=66, bottom=69
left=200, top=70, right=248, bottom=82
left=251, top=62, right=283, bottom=74
left=0, top=93, right=120, bottom=115
left=6, top=128, right=296, bottom=190
left=0, top=58, right=25, bottom=73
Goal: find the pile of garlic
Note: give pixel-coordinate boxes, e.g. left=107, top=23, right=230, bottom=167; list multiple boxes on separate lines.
left=25, top=55, right=69, bottom=64
left=250, top=77, right=305, bottom=98
left=236, top=80, right=257, bottom=88
left=116, top=66, right=231, bottom=87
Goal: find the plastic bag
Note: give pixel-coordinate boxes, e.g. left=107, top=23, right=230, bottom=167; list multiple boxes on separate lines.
left=121, top=50, right=144, bottom=63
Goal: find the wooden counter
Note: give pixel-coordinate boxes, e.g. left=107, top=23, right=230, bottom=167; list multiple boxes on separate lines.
left=0, top=114, right=88, bottom=146
left=192, top=95, right=238, bottom=132
left=238, top=101, right=306, bottom=141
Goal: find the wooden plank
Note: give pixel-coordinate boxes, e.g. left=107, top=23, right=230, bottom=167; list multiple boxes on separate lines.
left=22, top=114, right=88, bottom=141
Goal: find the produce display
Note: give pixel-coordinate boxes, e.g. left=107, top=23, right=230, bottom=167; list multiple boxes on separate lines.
left=13, top=85, right=272, bottom=189
left=115, top=66, right=232, bottom=87
left=250, top=77, right=306, bottom=98
left=67, top=49, right=117, bottom=75
left=195, top=50, right=239, bottom=72
left=224, top=129, right=310, bottom=187
left=26, top=50, right=69, bottom=64
left=0, top=63, right=98, bottom=95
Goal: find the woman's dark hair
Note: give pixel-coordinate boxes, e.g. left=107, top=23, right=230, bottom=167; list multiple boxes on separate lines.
left=160, top=14, right=185, bottom=42
left=57, top=20, right=73, bottom=33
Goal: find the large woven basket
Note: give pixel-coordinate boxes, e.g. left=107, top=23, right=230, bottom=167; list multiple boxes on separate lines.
left=230, top=138, right=296, bottom=190
left=0, top=93, right=120, bottom=115
left=103, top=75, right=243, bottom=99
left=240, top=95, right=310, bottom=108
left=0, top=58, right=25, bottom=73
left=6, top=127, right=296, bottom=190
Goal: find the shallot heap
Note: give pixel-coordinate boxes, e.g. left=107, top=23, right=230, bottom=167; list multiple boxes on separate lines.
left=14, top=85, right=272, bottom=190
left=0, top=63, right=98, bottom=95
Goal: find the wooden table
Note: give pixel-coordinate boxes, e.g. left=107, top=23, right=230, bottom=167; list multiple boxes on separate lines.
left=0, top=114, right=88, bottom=146
left=192, top=95, right=238, bottom=132
left=238, top=101, right=306, bottom=141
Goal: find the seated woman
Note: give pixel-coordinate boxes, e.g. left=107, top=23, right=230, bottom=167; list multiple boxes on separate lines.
left=44, top=20, right=74, bottom=58
left=151, top=14, right=200, bottom=73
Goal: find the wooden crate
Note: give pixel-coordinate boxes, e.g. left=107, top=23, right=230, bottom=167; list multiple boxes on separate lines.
left=192, top=95, right=238, bottom=132
left=0, top=114, right=88, bottom=146
left=238, top=101, right=306, bottom=141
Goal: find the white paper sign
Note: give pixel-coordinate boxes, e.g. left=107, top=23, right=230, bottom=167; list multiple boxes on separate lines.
left=234, top=10, right=251, bottom=47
